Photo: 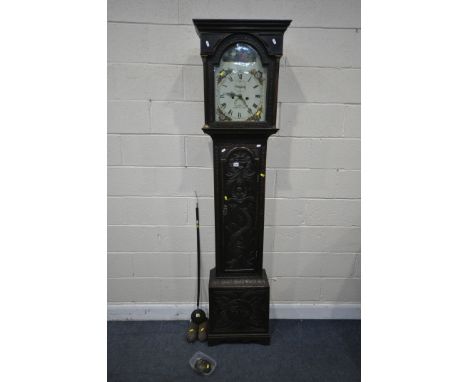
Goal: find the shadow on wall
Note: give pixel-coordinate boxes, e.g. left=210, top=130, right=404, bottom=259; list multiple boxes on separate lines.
left=264, top=62, right=299, bottom=300
left=170, top=69, right=214, bottom=305
left=264, top=63, right=360, bottom=305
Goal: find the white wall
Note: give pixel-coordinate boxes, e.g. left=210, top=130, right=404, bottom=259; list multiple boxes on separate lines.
left=108, top=0, right=361, bottom=312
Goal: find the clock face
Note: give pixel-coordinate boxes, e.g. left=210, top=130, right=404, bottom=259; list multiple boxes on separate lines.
left=214, top=43, right=267, bottom=122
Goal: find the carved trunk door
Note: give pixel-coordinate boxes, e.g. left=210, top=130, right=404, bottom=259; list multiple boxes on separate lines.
left=218, top=143, right=265, bottom=275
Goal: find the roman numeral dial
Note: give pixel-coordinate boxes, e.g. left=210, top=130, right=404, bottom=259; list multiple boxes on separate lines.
left=214, top=43, right=268, bottom=122
left=215, top=69, right=266, bottom=122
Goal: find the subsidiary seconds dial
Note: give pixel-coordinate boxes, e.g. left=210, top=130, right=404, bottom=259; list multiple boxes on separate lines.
left=216, top=69, right=265, bottom=122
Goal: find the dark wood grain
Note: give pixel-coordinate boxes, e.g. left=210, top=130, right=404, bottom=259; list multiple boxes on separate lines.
left=193, top=19, right=290, bottom=345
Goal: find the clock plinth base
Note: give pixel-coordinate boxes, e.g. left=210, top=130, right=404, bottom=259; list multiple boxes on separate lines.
left=208, top=268, right=270, bottom=346
left=208, top=332, right=270, bottom=346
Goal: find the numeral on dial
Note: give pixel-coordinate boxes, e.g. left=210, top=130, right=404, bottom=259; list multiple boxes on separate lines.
left=216, top=65, right=265, bottom=122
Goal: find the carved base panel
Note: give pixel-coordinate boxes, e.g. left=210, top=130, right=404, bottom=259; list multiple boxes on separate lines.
left=208, top=268, right=270, bottom=346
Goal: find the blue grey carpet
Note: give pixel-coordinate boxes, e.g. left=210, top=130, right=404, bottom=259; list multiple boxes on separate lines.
left=108, top=320, right=360, bottom=382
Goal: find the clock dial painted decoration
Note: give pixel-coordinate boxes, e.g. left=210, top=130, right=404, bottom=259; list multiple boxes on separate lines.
left=214, top=43, right=267, bottom=122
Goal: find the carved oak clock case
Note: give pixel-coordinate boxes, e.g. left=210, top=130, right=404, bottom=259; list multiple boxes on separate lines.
left=193, top=19, right=291, bottom=345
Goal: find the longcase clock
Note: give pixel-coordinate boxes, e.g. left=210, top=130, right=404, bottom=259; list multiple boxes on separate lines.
left=193, top=19, right=291, bottom=345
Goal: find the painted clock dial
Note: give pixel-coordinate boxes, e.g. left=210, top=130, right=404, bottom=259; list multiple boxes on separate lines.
left=214, top=43, right=267, bottom=122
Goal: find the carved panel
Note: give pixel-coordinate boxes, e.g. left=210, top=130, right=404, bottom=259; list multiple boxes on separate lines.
left=220, top=146, right=261, bottom=272
left=209, top=288, right=269, bottom=334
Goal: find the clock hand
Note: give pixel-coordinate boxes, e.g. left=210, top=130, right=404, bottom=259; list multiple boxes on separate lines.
left=222, top=92, right=245, bottom=99
left=221, top=92, right=237, bottom=98
left=236, top=94, right=249, bottom=109
left=221, top=93, right=251, bottom=111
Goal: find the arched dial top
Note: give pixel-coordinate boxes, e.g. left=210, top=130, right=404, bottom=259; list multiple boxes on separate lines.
left=214, top=43, right=268, bottom=122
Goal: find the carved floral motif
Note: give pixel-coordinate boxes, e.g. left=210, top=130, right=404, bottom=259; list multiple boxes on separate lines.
left=223, top=148, right=258, bottom=270
left=210, top=289, right=268, bottom=333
